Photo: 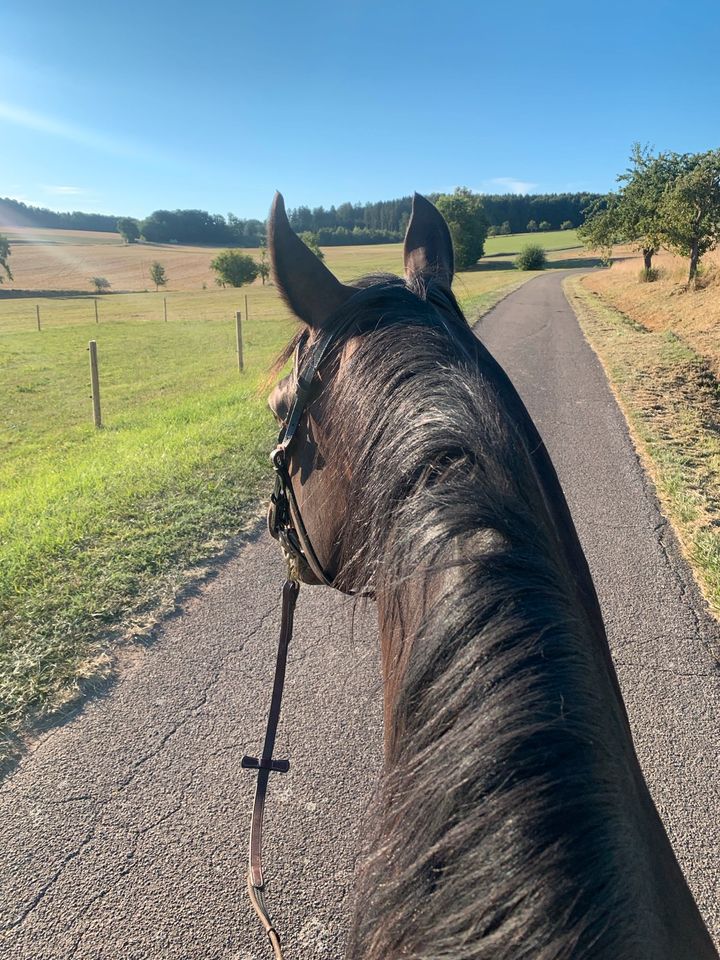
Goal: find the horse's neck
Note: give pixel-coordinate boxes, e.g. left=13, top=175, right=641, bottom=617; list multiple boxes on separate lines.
left=373, top=569, right=717, bottom=960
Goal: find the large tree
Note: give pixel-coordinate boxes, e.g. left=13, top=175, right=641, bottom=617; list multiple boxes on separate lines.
left=434, top=187, right=488, bottom=270
left=660, top=149, right=720, bottom=284
left=210, top=251, right=258, bottom=288
left=581, top=144, right=684, bottom=272
left=0, top=233, right=12, bottom=282
left=117, top=217, right=140, bottom=243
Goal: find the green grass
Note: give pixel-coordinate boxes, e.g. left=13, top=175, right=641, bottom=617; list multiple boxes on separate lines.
left=484, top=229, right=580, bottom=256
left=566, top=278, right=720, bottom=616
left=0, top=248, right=533, bottom=758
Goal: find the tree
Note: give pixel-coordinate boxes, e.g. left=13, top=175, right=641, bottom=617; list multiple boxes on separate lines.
left=298, top=231, right=325, bottom=261
left=210, top=251, right=258, bottom=288
left=257, top=245, right=270, bottom=285
left=527, top=220, right=538, bottom=232
left=0, top=233, right=12, bottom=283
left=117, top=217, right=140, bottom=243
left=434, top=187, right=488, bottom=269
left=90, top=276, right=111, bottom=293
left=538, top=220, right=552, bottom=231
left=150, top=261, right=167, bottom=291
left=561, top=220, right=574, bottom=230
left=659, top=149, right=720, bottom=284
left=577, top=195, right=619, bottom=264
left=499, top=221, right=511, bottom=235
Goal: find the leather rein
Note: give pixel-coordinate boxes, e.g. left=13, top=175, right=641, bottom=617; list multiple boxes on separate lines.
left=242, top=284, right=469, bottom=957
left=242, top=312, right=359, bottom=958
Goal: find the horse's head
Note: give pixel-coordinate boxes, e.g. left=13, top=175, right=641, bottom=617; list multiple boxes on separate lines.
left=266, top=191, right=456, bottom=591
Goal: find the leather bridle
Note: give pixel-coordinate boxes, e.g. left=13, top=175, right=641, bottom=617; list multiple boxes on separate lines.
left=242, top=304, right=364, bottom=958
left=242, top=283, right=470, bottom=957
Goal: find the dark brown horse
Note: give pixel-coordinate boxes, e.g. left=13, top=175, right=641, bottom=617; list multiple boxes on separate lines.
left=266, top=193, right=717, bottom=959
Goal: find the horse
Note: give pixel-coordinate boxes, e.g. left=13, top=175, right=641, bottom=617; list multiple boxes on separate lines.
left=265, top=192, right=718, bottom=959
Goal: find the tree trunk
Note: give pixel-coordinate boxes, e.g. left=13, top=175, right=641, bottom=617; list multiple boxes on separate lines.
left=688, top=240, right=700, bottom=285
left=643, top=248, right=654, bottom=271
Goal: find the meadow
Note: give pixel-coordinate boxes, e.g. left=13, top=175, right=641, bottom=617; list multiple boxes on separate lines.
left=1, top=228, right=589, bottom=757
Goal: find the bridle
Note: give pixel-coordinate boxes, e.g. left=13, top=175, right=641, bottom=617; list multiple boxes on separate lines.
left=242, top=283, right=471, bottom=957
left=242, top=301, right=364, bottom=958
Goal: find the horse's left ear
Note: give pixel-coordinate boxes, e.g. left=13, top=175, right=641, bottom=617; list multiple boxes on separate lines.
left=403, top=193, right=454, bottom=289
left=268, top=192, right=357, bottom=328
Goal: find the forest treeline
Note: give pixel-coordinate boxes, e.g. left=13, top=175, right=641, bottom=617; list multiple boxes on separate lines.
left=0, top=191, right=601, bottom=246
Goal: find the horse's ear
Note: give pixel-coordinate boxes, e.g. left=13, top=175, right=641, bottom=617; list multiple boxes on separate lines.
left=268, top=192, right=357, bottom=328
left=403, top=193, right=454, bottom=289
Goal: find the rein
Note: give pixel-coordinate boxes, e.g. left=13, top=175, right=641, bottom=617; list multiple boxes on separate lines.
left=242, top=282, right=469, bottom=957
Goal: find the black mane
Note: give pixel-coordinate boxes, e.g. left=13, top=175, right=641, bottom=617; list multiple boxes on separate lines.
left=322, top=275, right=656, bottom=959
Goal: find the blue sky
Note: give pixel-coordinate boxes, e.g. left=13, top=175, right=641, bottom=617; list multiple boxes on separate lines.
left=1, top=0, right=718, bottom=221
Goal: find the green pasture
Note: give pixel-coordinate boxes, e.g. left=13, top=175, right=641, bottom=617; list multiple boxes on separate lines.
left=0, top=246, right=533, bottom=757
left=484, top=229, right=579, bottom=256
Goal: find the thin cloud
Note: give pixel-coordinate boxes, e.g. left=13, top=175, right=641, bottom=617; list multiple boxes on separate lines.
left=0, top=100, right=162, bottom=163
left=486, top=177, right=538, bottom=194
left=41, top=185, right=86, bottom=196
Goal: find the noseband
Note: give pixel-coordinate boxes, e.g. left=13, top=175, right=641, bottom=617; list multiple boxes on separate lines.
left=243, top=283, right=470, bottom=957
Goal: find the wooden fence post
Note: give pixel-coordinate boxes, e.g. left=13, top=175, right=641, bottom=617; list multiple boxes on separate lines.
left=36, top=304, right=41, bottom=331
left=235, top=311, right=244, bottom=372
left=94, top=299, right=99, bottom=324
left=88, top=340, right=102, bottom=428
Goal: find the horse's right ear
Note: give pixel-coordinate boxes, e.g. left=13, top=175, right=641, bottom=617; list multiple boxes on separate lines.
left=268, top=193, right=357, bottom=328
left=403, top=193, right=454, bottom=289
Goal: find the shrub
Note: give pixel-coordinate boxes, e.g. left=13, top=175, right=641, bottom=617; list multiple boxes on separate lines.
left=515, top=244, right=547, bottom=270
left=561, top=220, right=574, bottom=230
left=638, top=266, right=661, bottom=283
left=538, top=220, right=552, bottom=231
left=90, top=276, right=111, bottom=293
left=527, top=220, right=538, bottom=232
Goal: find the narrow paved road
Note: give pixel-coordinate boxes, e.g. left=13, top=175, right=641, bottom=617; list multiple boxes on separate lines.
left=1, top=270, right=718, bottom=958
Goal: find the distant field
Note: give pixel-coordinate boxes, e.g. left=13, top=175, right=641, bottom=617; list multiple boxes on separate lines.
left=0, top=227, right=583, bottom=295
left=484, top=229, right=580, bottom=256
left=0, top=235, right=538, bottom=760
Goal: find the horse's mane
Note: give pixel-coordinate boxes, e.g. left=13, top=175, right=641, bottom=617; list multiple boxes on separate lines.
left=322, top=275, right=657, bottom=959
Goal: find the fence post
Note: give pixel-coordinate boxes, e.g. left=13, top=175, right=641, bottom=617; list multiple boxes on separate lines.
left=164, top=296, right=168, bottom=322
left=88, top=340, right=102, bottom=428
left=235, top=311, right=244, bottom=372
left=36, top=304, right=41, bottom=331
left=94, top=299, right=99, bottom=324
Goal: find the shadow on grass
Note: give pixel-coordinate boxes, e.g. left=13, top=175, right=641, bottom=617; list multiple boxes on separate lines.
left=0, top=289, right=128, bottom=300
left=546, top=256, right=609, bottom=270
left=467, top=258, right=518, bottom=272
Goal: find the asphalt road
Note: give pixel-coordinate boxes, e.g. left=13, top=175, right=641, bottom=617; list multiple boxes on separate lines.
left=1, top=270, right=718, bottom=959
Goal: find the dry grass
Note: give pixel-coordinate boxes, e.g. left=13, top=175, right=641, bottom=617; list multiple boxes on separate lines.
left=567, top=278, right=720, bottom=615
left=582, top=245, right=720, bottom=376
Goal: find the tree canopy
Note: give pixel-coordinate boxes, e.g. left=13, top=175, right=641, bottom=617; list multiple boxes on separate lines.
left=580, top=143, right=720, bottom=280
left=117, top=218, right=140, bottom=243
left=210, top=251, right=258, bottom=288
left=435, top=187, right=488, bottom=270
left=0, top=233, right=12, bottom=283
left=660, top=149, right=720, bottom=282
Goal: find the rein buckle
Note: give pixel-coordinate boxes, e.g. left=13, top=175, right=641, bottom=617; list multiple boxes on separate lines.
left=241, top=755, right=290, bottom=774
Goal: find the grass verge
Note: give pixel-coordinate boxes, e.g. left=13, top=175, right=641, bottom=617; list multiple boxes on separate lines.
left=0, top=261, right=531, bottom=766
left=566, top=277, right=720, bottom=616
